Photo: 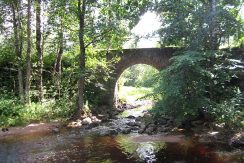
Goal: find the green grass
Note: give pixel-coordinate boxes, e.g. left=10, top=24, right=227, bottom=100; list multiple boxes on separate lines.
left=118, top=86, right=153, bottom=103
left=0, top=94, right=75, bottom=127
left=117, top=86, right=154, bottom=118
left=118, top=105, right=152, bottom=118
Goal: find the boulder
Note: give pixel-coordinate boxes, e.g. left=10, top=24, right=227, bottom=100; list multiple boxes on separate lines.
left=122, top=128, right=132, bottom=134
left=138, top=129, right=144, bottom=134
left=93, top=119, right=102, bottom=124
left=98, top=128, right=118, bottom=136
left=157, top=119, right=167, bottom=125
left=91, top=116, right=102, bottom=124
left=145, top=127, right=154, bottom=135
left=67, top=120, right=82, bottom=128
left=52, top=127, right=59, bottom=133
left=135, top=116, right=142, bottom=121
left=130, top=126, right=140, bottom=131
left=229, top=132, right=244, bottom=149
left=126, top=121, right=138, bottom=127
left=145, top=124, right=156, bottom=135
left=116, top=128, right=122, bottom=133
left=108, top=129, right=118, bottom=135
left=107, top=129, right=118, bottom=136
left=91, top=116, right=97, bottom=121
left=1, top=128, right=9, bottom=132
left=140, top=123, right=147, bottom=130
left=157, top=126, right=171, bottom=132
left=142, top=110, right=148, bottom=113
left=82, top=117, right=92, bottom=125
left=135, top=122, right=141, bottom=126
left=127, top=115, right=136, bottom=119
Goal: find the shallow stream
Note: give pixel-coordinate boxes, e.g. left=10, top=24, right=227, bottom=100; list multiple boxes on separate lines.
left=0, top=128, right=242, bottom=163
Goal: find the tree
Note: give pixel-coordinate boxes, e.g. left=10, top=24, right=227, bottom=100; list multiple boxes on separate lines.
left=74, top=0, right=151, bottom=118
left=156, top=0, right=243, bottom=50
left=47, top=0, right=67, bottom=98
left=11, top=0, right=24, bottom=103
left=35, top=0, right=43, bottom=102
left=25, top=0, right=32, bottom=104
left=152, top=0, right=244, bottom=125
left=76, top=0, right=86, bottom=118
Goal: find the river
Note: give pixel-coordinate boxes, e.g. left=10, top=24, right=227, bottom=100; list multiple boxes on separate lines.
left=0, top=127, right=242, bottom=163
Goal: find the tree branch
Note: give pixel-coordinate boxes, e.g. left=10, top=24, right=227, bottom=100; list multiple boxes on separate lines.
left=84, top=30, right=110, bottom=48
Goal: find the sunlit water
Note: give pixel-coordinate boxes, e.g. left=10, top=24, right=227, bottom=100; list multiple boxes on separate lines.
left=0, top=128, right=243, bottom=163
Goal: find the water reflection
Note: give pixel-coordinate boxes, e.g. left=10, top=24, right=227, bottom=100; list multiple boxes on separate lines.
left=116, top=135, right=166, bottom=162
left=0, top=131, right=243, bottom=162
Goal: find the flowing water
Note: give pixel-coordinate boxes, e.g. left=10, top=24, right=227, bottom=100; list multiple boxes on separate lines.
left=0, top=103, right=243, bottom=163
left=0, top=128, right=243, bottom=163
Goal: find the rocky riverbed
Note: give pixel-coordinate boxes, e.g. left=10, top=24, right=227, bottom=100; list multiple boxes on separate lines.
left=66, top=102, right=244, bottom=152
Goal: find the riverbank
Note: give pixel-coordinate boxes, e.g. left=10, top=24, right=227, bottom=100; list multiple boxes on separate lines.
left=0, top=122, right=62, bottom=140
left=1, top=105, right=243, bottom=151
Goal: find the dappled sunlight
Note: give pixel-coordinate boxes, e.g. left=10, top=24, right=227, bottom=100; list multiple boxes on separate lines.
left=118, top=105, right=152, bottom=118
left=116, top=64, right=158, bottom=106
left=115, top=64, right=159, bottom=120
left=118, top=86, right=153, bottom=104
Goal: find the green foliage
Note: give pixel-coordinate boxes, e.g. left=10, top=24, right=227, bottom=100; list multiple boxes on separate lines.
left=0, top=92, right=75, bottom=127
left=0, top=0, right=242, bottom=128
left=0, top=41, right=15, bottom=65
left=118, top=86, right=153, bottom=103
left=212, top=93, right=244, bottom=128
left=151, top=0, right=244, bottom=128
left=152, top=51, right=209, bottom=122
left=0, top=93, right=23, bottom=126
left=119, top=64, right=159, bottom=88
left=152, top=50, right=243, bottom=126
left=156, top=0, right=244, bottom=50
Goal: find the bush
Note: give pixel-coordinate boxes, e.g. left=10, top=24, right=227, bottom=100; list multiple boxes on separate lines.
left=151, top=50, right=243, bottom=126
left=0, top=92, right=76, bottom=127
left=0, top=93, right=23, bottom=126
left=212, top=93, right=244, bottom=128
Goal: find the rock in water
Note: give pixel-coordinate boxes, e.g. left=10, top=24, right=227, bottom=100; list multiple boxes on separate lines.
left=122, top=128, right=132, bottom=134
left=52, top=127, right=59, bottom=133
left=91, top=116, right=102, bottom=124
left=145, top=124, right=156, bottom=135
left=1, top=128, right=8, bottom=132
left=127, top=115, right=136, bottom=119
left=82, top=117, right=92, bottom=125
left=230, top=132, right=244, bottom=149
left=126, top=121, right=137, bottom=127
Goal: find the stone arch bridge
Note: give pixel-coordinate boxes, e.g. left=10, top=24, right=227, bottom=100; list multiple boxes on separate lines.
left=104, top=47, right=179, bottom=108
left=102, top=47, right=244, bottom=109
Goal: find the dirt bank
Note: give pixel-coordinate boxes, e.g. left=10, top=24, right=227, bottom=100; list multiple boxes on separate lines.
left=0, top=122, right=61, bottom=140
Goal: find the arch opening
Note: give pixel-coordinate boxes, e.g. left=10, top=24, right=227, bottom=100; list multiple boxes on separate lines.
left=114, top=64, right=159, bottom=113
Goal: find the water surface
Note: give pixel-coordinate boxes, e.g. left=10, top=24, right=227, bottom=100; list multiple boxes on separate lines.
left=0, top=129, right=242, bottom=163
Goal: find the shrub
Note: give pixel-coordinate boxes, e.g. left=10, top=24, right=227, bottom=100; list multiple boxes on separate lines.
left=151, top=50, right=243, bottom=126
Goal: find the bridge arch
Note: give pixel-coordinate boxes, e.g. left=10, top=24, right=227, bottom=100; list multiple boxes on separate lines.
left=105, top=48, right=179, bottom=108
left=114, top=64, right=159, bottom=107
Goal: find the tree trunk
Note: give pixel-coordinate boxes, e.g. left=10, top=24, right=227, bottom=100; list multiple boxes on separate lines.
left=12, top=2, right=24, bottom=103
left=25, top=0, right=32, bottom=104
left=209, top=0, right=218, bottom=50
left=76, top=0, right=86, bottom=119
left=35, top=0, right=43, bottom=102
left=53, top=26, right=64, bottom=98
